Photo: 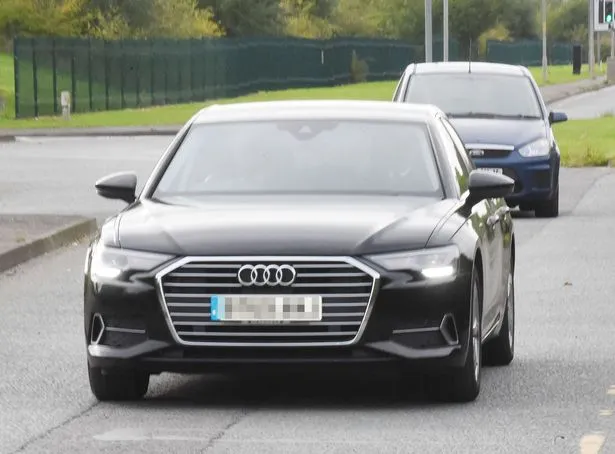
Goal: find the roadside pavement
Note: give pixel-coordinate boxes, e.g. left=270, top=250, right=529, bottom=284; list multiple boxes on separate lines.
left=0, top=76, right=608, bottom=141
left=0, top=214, right=97, bottom=274
left=540, top=76, right=608, bottom=104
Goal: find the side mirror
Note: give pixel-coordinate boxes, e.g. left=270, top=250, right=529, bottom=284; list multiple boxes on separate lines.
left=467, top=170, right=514, bottom=204
left=548, top=111, right=568, bottom=124
left=95, top=171, right=137, bottom=204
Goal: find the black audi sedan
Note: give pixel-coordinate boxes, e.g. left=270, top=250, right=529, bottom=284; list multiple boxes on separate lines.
left=84, top=100, right=516, bottom=403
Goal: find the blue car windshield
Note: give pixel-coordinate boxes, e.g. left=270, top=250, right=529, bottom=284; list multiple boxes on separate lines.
left=404, top=73, right=543, bottom=119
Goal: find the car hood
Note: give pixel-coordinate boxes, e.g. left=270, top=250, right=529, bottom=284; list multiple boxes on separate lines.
left=448, top=117, right=547, bottom=148
left=114, top=195, right=457, bottom=256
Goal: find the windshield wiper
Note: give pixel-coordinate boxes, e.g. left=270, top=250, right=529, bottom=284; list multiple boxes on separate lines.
left=448, top=112, right=498, bottom=118
left=448, top=112, right=541, bottom=120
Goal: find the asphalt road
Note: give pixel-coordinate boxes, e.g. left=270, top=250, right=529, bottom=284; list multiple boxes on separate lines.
left=0, top=136, right=169, bottom=221
left=550, top=84, right=615, bottom=119
left=1, top=137, right=615, bottom=453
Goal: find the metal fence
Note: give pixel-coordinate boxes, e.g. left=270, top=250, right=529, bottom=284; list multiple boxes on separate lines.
left=486, top=39, right=574, bottom=66
left=14, top=36, right=429, bottom=118
left=13, top=35, right=577, bottom=119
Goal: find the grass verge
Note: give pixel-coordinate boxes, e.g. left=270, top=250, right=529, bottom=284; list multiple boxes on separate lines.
left=527, top=64, right=604, bottom=85
left=0, top=80, right=398, bottom=128
left=553, top=117, right=615, bottom=167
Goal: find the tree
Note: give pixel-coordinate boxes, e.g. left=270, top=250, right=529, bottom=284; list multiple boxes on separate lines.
left=446, top=0, right=499, bottom=55
left=88, top=0, right=221, bottom=38
left=198, top=0, right=285, bottom=36
left=281, top=0, right=336, bottom=38
left=497, top=0, right=537, bottom=39
left=330, top=0, right=385, bottom=37
left=547, top=0, right=587, bottom=43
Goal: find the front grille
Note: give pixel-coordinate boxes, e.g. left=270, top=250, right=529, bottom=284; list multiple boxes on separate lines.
left=502, top=168, right=523, bottom=193
left=157, top=257, right=379, bottom=346
left=470, top=149, right=512, bottom=159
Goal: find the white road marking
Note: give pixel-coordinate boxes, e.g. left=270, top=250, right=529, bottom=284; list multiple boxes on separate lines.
left=579, top=433, right=605, bottom=454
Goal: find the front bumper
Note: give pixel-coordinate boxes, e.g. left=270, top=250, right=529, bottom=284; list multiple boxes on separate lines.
left=84, top=257, right=473, bottom=374
left=474, top=152, right=559, bottom=204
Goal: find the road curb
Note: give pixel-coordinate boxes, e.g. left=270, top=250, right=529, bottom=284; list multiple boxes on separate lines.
left=543, top=80, right=609, bottom=104
left=0, top=217, right=98, bottom=274
left=0, top=135, right=16, bottom=142
left=0, top=126, right=181, bottom=139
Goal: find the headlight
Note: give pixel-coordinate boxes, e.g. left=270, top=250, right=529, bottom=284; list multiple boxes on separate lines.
left=366, top=245, right=460, bottom=279
left=90, top=244, right=174, bottom=280
left=518, top=138, right=550, bottom=157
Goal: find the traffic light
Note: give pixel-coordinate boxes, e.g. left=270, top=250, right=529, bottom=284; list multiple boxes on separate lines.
left=599, top=0, right=614, bottom=25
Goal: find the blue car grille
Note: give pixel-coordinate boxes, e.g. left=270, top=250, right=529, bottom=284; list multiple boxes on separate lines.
left=502, top=168, right=523, bottom=193
left=480, top=149, right=512, bottom=158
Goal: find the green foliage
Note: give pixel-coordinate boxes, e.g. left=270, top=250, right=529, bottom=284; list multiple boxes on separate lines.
left=329, top=0, right=384, bottom=37
left=478, top=23, right=510, bottom=58
left=0, top=0, right=595, bottom=52
left=547, top=0, right=587, bottom=43
left=376, top=0, right=425, bottom=42
left=0, top=0, right=87, bottom=42
left=497, top=0, right=537, bottom=39
left=0, top=0, right=221, bottom=42
left=136, top=0, right=222, bottom=38
left=446, top=0, right=499, bottom=54
left=281, top=0, right=336, bottom=38
left=199, top=0, right=285, bottom=36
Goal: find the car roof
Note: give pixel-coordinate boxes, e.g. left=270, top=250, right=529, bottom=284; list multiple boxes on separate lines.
left=191, top=100, right=444, bottom=125
left=405, top=61, right=531, bottom=77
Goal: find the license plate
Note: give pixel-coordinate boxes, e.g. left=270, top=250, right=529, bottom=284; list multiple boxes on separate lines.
left=210, top=295, right=323, bottom=322
left=481, top=167, right=503, bottom=174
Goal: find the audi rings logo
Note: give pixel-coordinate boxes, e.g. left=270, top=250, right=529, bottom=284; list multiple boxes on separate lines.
left=237, top=264, right=297, bottom=287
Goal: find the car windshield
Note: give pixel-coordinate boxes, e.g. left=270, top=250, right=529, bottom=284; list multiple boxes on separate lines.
left=404, top=73, right=543, bottom=119
left=152, top=119, right=443, bottom=198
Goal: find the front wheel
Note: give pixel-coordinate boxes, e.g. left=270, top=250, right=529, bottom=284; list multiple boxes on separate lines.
left=483, top=267, right=515, bottom=366
left=534, top=185, right=559, bottom=218
left=427, top=266, right=482, bottom=403
left=88, top=364, right=150, bottom=402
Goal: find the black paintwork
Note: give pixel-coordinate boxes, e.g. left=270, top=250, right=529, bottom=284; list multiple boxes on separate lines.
left=84, top=100, right=515, bottom=375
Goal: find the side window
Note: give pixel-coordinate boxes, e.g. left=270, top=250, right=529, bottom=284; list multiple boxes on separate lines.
left=441, top=118, right=475, bottom=173
left=434, top=118, right=469, bottom=194
left=392, top=72, right=406, bottom=101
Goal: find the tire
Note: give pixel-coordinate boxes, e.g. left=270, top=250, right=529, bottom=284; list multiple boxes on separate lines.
left=483, top=265, right=515, bottom=366
left=88, top=364, right=150, bottom=402
left=534, top=185, right=559, bottom=218
left=427, top=266, right=482, bottom=403
left=519, top=204, right=533, bottom=212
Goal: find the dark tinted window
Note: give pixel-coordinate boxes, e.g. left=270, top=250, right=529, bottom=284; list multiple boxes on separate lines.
left=404, top=73, right=543, bottom=119
left=432, top=118, right=469, bottom=194
left=154, top=119, right=443, bottom=198
left=440, top=118, right=475, bottom=173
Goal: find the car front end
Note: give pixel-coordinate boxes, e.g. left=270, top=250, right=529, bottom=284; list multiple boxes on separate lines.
left=464, top=137, right=560, bottom=208
left=84, top=101, right=506, bottom=403
left=84, top=238, right=475, bottom=375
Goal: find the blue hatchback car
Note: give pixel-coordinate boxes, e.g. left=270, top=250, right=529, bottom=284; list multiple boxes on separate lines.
left=392, top=62, right=567, bottom=217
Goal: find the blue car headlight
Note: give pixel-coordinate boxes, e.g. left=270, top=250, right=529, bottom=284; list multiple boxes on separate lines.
left=88, top=244, right=174, bottom=280
left=518, top=138, right=550, bottom=157
left=366, top=245, right=460, bottom=279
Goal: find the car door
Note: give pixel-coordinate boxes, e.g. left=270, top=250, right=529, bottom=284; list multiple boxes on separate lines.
left=440, top=117, right=503, bottom=328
